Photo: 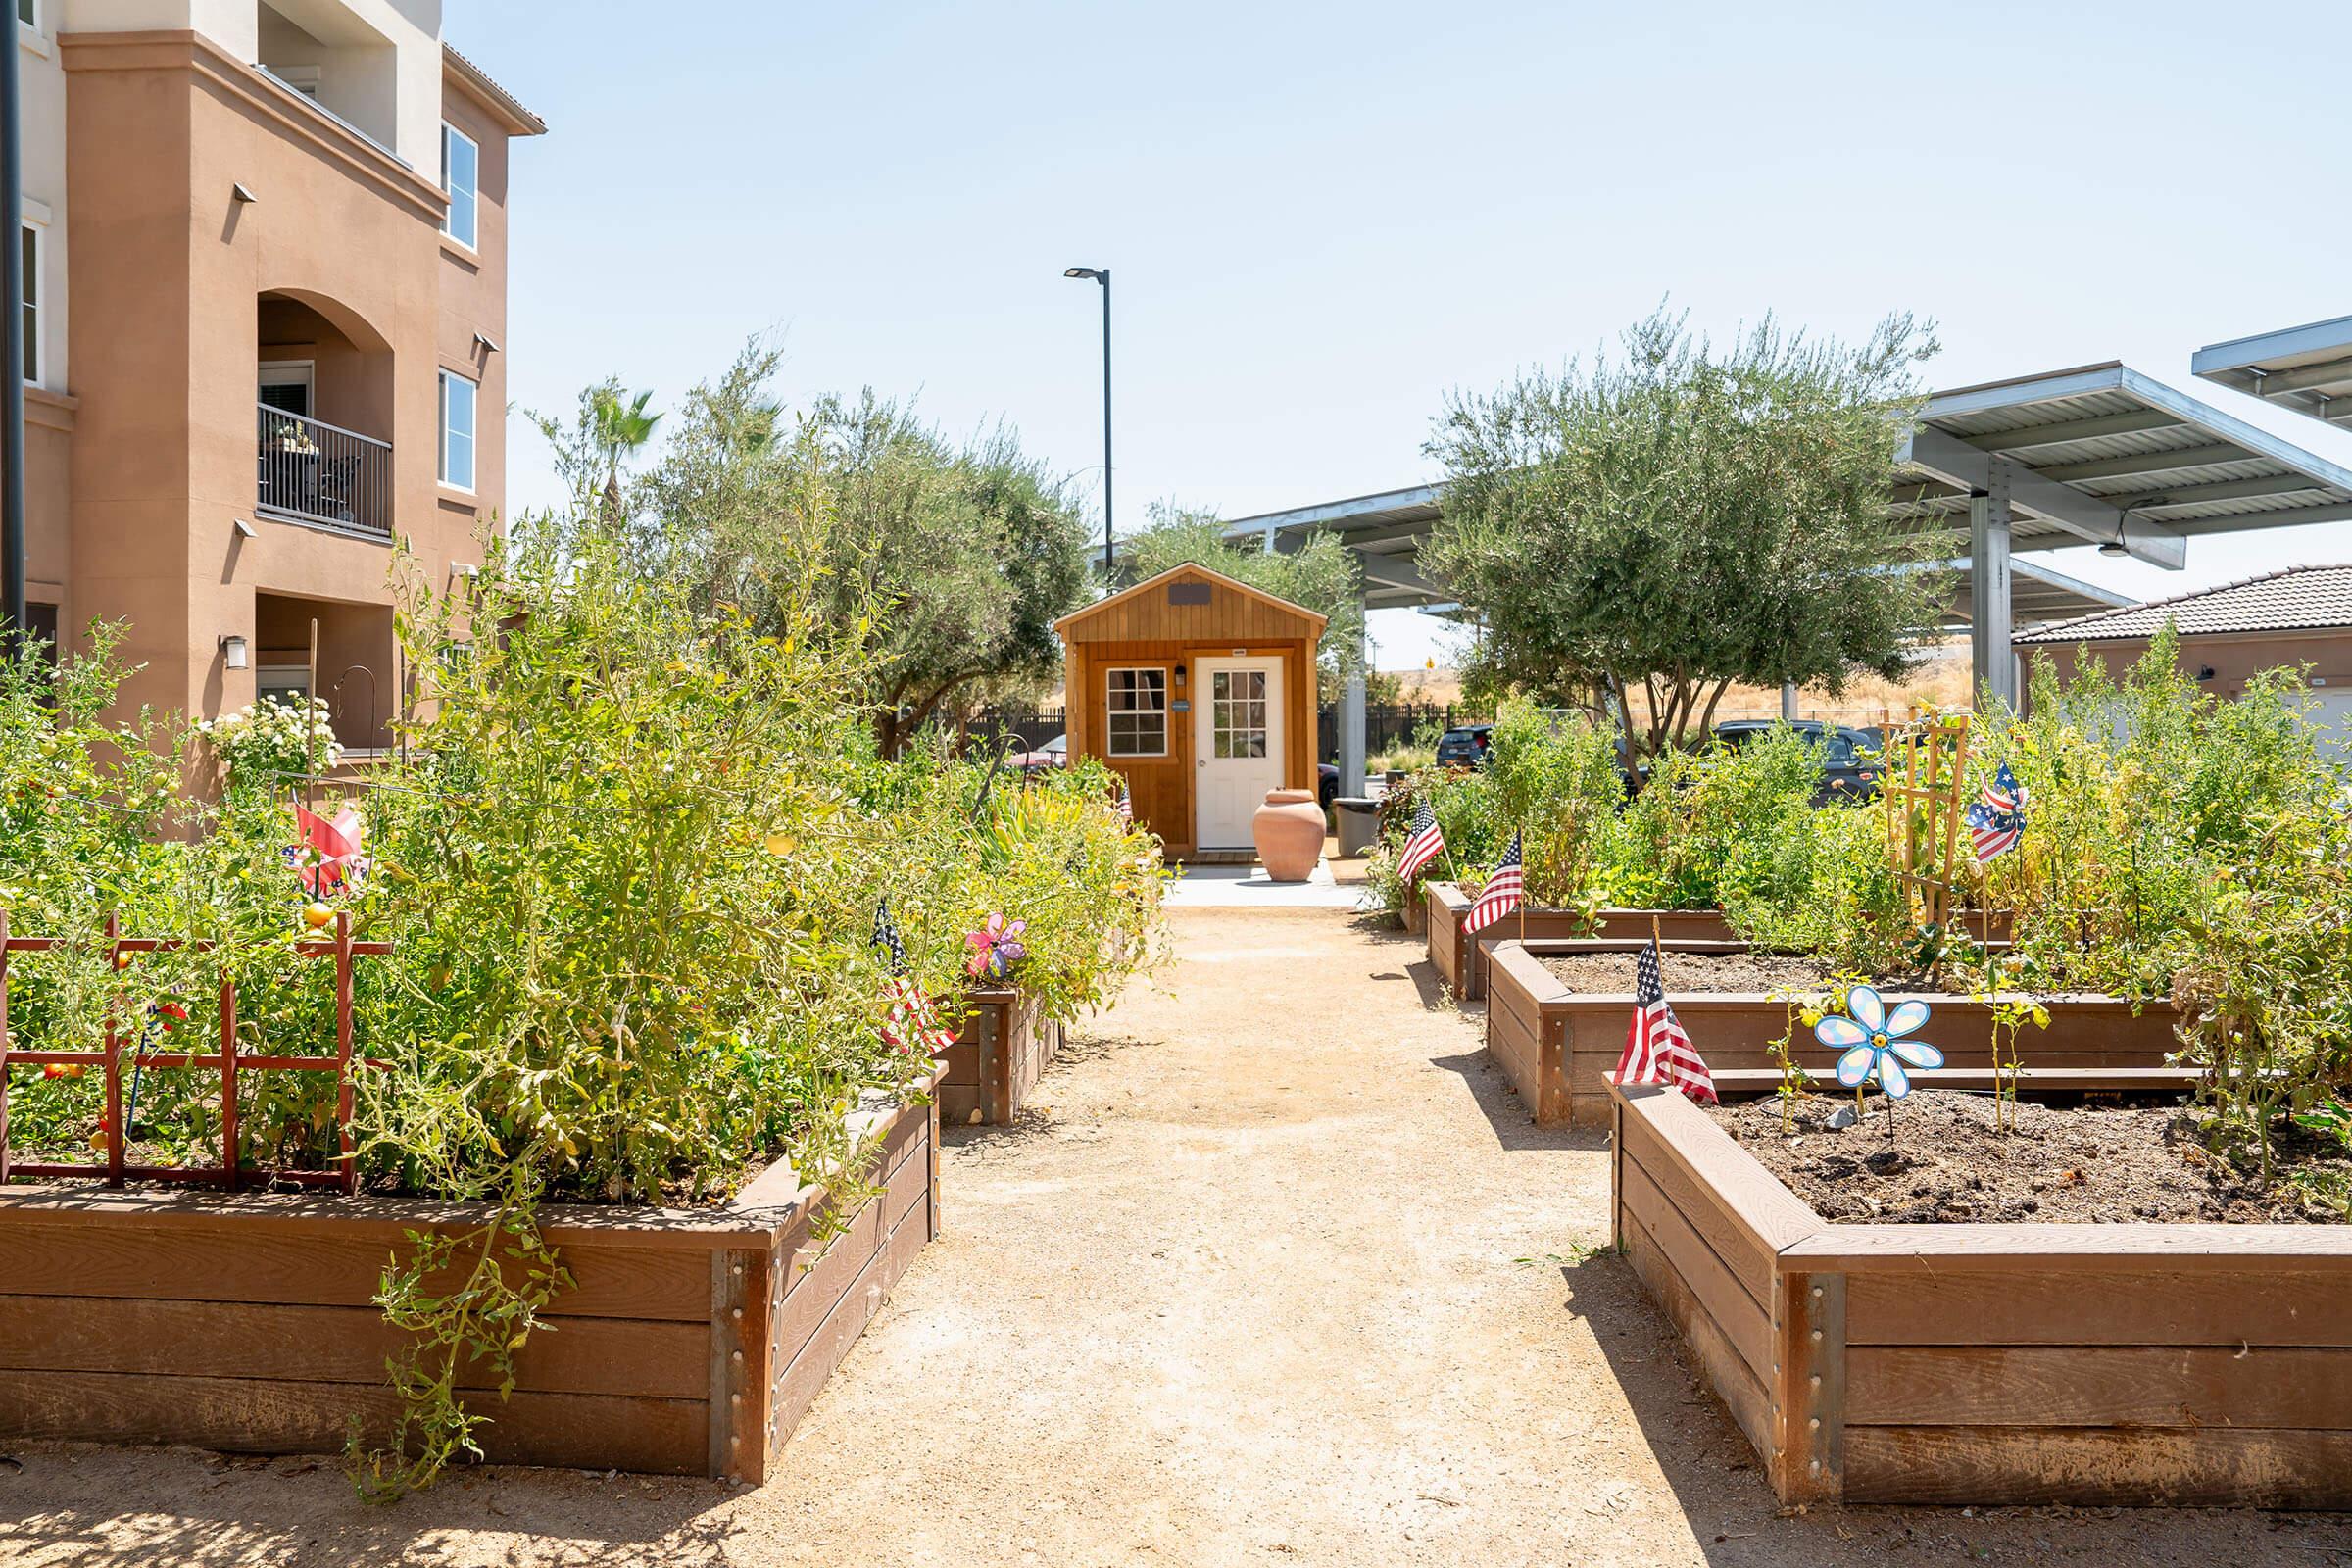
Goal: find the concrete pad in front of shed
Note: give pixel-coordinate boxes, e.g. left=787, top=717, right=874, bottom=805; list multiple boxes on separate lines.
left=1163, top=861, right=1363, bottom=908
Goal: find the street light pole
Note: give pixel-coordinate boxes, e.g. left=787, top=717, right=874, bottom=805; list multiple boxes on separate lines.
left=1, top=7, right=25, bottom=654
left=1063, top=266, right=1111, bottom=575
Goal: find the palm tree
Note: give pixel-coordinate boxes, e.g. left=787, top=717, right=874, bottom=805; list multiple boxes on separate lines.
left=588, top=385, right=661, bottom=524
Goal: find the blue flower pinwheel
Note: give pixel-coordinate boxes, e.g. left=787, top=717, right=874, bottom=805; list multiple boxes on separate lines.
left=1816, top=985, right=1942, bottom=1099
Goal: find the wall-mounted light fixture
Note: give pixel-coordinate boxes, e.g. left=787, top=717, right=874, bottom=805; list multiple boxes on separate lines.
left=231, top=516, right=257, bottom=539
left=219, top=633, right=249, bottom=670
left=473, top=331, right=501, bottom=355
left=1174, top=663, right=1187, bottom=686
left=231, top=183, right=258, bottom=205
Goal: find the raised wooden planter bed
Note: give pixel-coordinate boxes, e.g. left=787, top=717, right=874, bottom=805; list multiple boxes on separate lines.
left=1423, top=882, right=1735, bottom=1001
left=1489, top=939, right=2177, bottom=1127
left=0, top=1075, right=943, bottom=1483
left=1609, top=1076, right=2352, bottom=1508
left=935, top=986, right=1061, bottom=1126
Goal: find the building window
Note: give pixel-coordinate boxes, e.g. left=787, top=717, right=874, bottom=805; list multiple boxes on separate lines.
left=18, top=223, right=34, bottom=385
left=17, top=1, right=35, bottom=29
left=440, top=122, right=478, bottom=249
left=439, top=368, right=477, bottom=491
left=1104, top=668, right=1167, bottom=757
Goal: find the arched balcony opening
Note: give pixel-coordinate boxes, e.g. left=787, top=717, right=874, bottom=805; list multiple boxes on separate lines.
left=256, top=289, right=394, bottom=540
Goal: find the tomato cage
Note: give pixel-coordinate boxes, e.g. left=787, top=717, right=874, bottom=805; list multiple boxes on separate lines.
left=0, top=907, right=391, bottom=1194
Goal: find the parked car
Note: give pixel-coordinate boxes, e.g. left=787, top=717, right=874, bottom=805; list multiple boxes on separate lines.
left=1433, top=724, right=1494, bottom=769
left=1319, top=761, right=1339, bottom=809
left=1708, top=719, right=1883, bottom=804
left=1004, top=733, right=1067, bottom=776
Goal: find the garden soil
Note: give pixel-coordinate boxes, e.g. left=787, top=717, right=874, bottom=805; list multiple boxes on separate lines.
left=1712, top=1087, right=2350, bottom=1225
left=1, top=905, right=2343, bottom=1565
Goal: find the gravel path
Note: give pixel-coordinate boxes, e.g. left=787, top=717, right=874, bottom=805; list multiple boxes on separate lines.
left=1, top=906, right=2345, bottom=1564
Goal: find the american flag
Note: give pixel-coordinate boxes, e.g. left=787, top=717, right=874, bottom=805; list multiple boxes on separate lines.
left=871, top=899, right=956, bottom=1055
left=1967, top=760, right=2028, bottom=863
left=1396, top=798, right=1446, bottom=883
left=1461, top=831, right=1523, bottom=935
left=1612, top=939, right=1717, bottom=1104
left=1115, top=783, right=1133, bottom=826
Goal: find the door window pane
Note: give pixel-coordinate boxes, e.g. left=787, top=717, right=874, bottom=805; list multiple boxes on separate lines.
left=1211, top=670, right=1267, bottom=760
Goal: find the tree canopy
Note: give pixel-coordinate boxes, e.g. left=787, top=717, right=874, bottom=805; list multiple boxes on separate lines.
left=1119, top=505, right=1363, bottom=699
left=1422, top=308, right=1947, bottom=764
left=563, top=342, right=1096, bottom=756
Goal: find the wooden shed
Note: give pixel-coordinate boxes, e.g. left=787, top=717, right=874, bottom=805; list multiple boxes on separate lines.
left=1055, top=564, right=1326, bottom=860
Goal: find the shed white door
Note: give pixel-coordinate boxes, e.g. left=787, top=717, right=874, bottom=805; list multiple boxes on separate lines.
left=1194, top=657, right=1283, bottom=851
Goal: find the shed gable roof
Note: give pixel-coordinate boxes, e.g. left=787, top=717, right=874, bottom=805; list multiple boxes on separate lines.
left=2014, top=563, right=2352, bottom=644
left=1055, top=563, right=1329, bottom=642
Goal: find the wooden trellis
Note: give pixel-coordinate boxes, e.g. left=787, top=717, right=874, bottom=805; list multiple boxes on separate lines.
left=0, top=908, right=390, bottom=1193
left=1883, top=707, right=1973, bottom=935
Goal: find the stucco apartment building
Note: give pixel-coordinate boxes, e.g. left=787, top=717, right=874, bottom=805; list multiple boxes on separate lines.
left=16, top=0, right=541, bottom=749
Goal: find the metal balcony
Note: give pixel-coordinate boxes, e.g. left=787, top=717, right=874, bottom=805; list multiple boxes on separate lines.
left=256, top=404, right=393, bottom=540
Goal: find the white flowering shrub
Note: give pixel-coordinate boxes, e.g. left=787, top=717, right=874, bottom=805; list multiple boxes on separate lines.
left=194, top=696, right=342, bottom=800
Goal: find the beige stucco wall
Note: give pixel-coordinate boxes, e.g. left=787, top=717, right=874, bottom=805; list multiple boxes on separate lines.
left=62, top=27, right=495, bottom=735
left=2021, top=627, right=2352, bottom=704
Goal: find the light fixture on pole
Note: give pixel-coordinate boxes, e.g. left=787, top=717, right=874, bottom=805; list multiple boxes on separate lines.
left=1063, top=266, right=1111, bottom=574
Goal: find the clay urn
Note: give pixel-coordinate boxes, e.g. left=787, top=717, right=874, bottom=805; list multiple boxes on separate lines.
left=1252, top=788, right=1326, bottom=882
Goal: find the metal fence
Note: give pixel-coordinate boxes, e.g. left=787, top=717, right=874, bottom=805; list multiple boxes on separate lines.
left=1317, top=703, right=1466, bottom=764
left=961, top=707, right=1067, bottom=755
left=257, top=404, right=394, bottom=540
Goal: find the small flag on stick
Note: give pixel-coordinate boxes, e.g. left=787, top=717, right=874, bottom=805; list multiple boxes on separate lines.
left=1461, top=832, right=1523, bottom=936
left=1397, top=798, right=1446, bottom=883
left=1967, top=760, right=2028, bottom=863
left=1613, top=939, right=1717, bottom=1104
left=1115, top=783, right=1133, bottom=826
left=872, top=899, right=956, bottom=1055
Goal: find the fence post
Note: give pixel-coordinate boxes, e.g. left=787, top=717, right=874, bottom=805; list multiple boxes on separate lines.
left=0, top=905, right=10, bottom=1185
left=333, top=910, right=358, bottom=1195
left=104, top=911, right=123, bottom=1187
left=220, top=967, right=239, bottom=1192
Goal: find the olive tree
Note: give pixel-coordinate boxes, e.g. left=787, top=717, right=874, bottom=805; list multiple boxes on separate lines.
left=608, top=343, right=1095, bottom=757
left=1423, top=308, right=1947, bottom=767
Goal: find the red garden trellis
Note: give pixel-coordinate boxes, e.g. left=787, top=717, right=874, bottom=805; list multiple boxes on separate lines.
left=0, top=907, right=390, bottom=1193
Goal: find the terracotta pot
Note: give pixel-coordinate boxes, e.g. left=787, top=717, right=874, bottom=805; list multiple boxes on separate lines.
left=1252, top=788, right=1326, bottom=881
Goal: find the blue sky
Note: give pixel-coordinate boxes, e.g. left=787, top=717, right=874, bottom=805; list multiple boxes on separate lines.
left=448, top=0, right=2352, bottom=669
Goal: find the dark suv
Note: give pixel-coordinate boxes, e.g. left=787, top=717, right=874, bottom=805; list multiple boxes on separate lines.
left=1433, top=724, right=1494, bottom=769
left=1709, top=720, right=1883, bottom=804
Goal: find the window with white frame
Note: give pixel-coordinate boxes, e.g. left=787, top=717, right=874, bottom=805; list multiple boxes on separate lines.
left=17, top=222, right=33, bottom=385
left=438, top=368, right=477, bottom=491
left=1104, top=668, right=1168, bottom=757
left=17, top=0, right=35, bottom=30
left=440, top=122, right=478, bottom=249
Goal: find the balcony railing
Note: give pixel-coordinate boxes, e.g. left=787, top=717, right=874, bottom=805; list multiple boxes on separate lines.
left=257, top=405, right=393, bottom=540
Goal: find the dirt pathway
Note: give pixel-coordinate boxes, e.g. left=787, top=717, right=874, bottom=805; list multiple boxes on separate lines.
left=1, top=907, right=2345, bottom=1565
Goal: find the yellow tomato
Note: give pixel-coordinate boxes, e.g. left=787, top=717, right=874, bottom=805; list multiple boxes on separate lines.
left=303, top=903, right=334, bottom=930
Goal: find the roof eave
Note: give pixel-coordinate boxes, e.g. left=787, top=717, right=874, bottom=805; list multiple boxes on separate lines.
left=443, top=43, right=548, bottom=137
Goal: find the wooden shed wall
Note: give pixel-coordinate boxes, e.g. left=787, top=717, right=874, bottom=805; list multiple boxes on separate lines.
left=1067, top=639, right=1315, bottom=857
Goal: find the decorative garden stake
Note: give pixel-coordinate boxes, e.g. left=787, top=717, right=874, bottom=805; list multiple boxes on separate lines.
left=1817, top=984, right=1941, bottom=1132
left=964, top=912, right=1028, bottom=982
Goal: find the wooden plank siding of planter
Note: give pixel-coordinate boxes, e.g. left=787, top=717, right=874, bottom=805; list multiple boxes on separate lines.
left=0, top=1076, right=944, bottom=1483
left=1608, top=1078, right=2352, bottom=1509
left=1422, top=882, right=1738, bottom=1002
left=933, top=987, right=1061, bottom=1126
left=1492, top=940, right=2178, bottom=1129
